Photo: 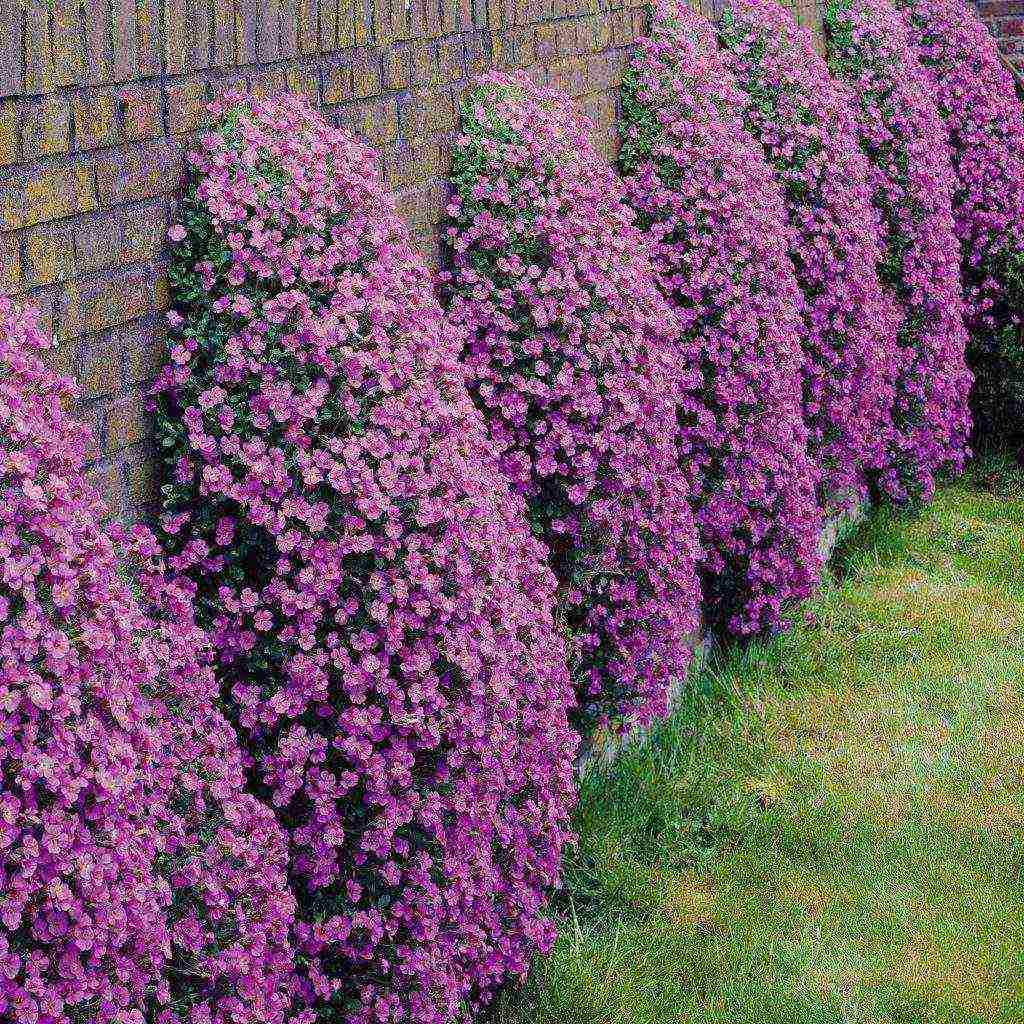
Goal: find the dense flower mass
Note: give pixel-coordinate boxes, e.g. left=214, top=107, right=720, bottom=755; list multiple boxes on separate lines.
left=440, top=71, right=703, bottom=728
left=618, top=5, right=823, bottom=637
left=823, top=0, right=973, bottom=502
left=718, top=0, right=899, bottom=509
left=154, top=92, right=577, bottom=1024
left=0, top=295, right=300, bottom=1024
left=895, top=0, right=1024, bottom=445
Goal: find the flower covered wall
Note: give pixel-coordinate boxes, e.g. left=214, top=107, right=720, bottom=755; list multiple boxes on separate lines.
left=154, top=92, right=578, bottom=1024
left=618, top=3, right=823, bottom=637
left=896, top=0, right=1024, bottom=447
left=0, top=294, right=302, bottom=1024
left=441, top=71, right=703, bottom=730
left=718, top=0, right=899, bottom=510
left=823, top=0, right=973, bottom=503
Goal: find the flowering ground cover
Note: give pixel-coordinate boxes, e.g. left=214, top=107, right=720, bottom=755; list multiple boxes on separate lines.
left=895, top=0, right=1024, bottom=449
left=155, top=92, right=577, bottom=1024
left=1, top=295, right=301, bottom=1024
left=618, top=5, right=823, bottom=638
left=823, top=0, right=973, bottom=504
left=442, top=71, right=703, bottom=731
left=718, top=0, right=899, bottom=511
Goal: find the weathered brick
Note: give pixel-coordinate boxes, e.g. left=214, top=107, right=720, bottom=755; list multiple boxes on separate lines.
left=79, top=334, right=123, bottom=399
left=23, top=0, right=55, bottom=96
left=94, top=141, right=183, bottom=206
left=83, top=1, right=114, bottom=84
left=21, top=161, right=97, bottom=228
left=0, top=231, right=22, bottom=292
left=111, top=0, right=140, bottom=80
left=124, top=443, right=160, bottom=506
left=20, top=95, right=72, bottom=158
left=75, top=209, right=122, bottom=274
left=0, top=100, right=20, bottom=166
left=135, top=0, right=162, bottom=76
left=21, top=220, right=77, bottom=288
left=50, top=0, right=88, bottom=90
left=119, top=83, right=164, bottom=141
left=72, top=89, right=121, bottom=150
left=105, top=396, right=147, bottom=451
left=166, top=79, right=211, bottom=136
left=0, top=0, right=22, bottom=98
left=119, top=199, right=168, bottom=265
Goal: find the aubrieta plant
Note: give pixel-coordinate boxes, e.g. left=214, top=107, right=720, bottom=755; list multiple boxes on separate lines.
left=895, top=0, right=1024, bottom=448
left=440, top=71, right=703, bottom=731
left=0, top=295, right=302, bottom=1024
left=823, top=0, right=973, bottom=503
left=618, top=4, right=823, bottom=638
left=718, top=0, right=899, bottom=510
left=154, top=93, right=577, bottom=1024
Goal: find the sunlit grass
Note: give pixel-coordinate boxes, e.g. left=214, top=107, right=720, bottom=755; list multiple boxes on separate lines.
left=499, top=452, right=1024, bottom=1024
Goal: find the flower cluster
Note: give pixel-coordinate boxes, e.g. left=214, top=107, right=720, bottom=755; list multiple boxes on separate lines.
left=823, top=0, right=973, bottom=502
left=0, top=294, right=300, bottom=1024
left=618, top=5, right=823, bottom=637
left=718, top=0, right=899, bottom=510
left=154, top=92, right=577, bottom=1024
left=896, top=0, right=1024, bottom=445
left=440, top=71, right=703, bottom=729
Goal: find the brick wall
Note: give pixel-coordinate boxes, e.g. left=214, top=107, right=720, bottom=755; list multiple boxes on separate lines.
left=0, top=0, right=822, bottom=520
left=975, top=1, right=1024, bottom=69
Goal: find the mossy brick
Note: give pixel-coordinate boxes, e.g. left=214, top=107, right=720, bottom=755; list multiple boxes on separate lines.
left=119, top=316, right=165, bottom=384
left=75, top=209, right=122, bottom=275
left=249, top=68, right=289, bottom=98
left=79, top=336, right=123, bottom=399
left=110, top=0, right=140, bottom=81
left=23, top=0, right=55, bottom=95
left=283, top=65, right=319, bottom=100
left=83, top=4, right=113, bottom=85
left=0, top=0, right=22, bottom=98
left=21, top=162, right=97, bottom=228
left=119, top=84, right=163, bottom=141
left=352, top=53, right=382, bottom=98
left=212, top=0, right=235, bottom=65
left=322, top=58, right=354, bottom=104
left=50, top=2, right=87, bottom=90
left=120, top=199, right=168, bottom=264
left=124, top=444, right=159, bottom=506
left=135, top=0, right=162, bottom=75
left=20, top=95, right=72, bottom=158
left=235, top=0, right=258, bottom=63
left=320, top=0, right=339, bottom=50
left=0, top=231, right=22, bottom=292
left=105, top=397, right=147, bottom=451
left=21, top=220, right=77, bottom=288
left=0, top=100, right=20, bottom=165
left=74, top=268, right=160, bottom=337
left=94, top=142, right=183, bottom=206
left=382, top=46, right=412, bottom=90
left=167, top=79, right=212, bottom=135
left=257, top=0, right=281, bottom=60
left=71, top=90, right=120, bottom=150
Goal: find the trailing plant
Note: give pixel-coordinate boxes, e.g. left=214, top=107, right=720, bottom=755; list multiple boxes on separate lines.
left=823, top=0, right=973, bottom=502
left=895, top=0, right=1024, bottom=448
left=618, top=4, right=823, bottom=637
left=154, top=92, right=577, bottom=1024
left=718, top=0, right=899, bottom=510
left=0, top=295, right=301, bottom=1024
left=440, top=71, right=703, bottom=729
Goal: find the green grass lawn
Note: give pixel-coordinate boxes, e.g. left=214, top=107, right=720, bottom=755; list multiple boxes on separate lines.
left=499, top=454, right=1024, bottom=1024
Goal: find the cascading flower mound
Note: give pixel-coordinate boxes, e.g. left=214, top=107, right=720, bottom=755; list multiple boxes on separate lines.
left=823, top=0, right=973, bottom=502
left=718, top=0, right=899, bottom=510
left=154, top=92, right=577, bottom=1024
left=440, top=71, right=703, bottom=730
left=618, top=5, right=822, bottom=637
left=895, top=0, right=1024, bottom=447
left=0, top=294, right=301, bottom=1024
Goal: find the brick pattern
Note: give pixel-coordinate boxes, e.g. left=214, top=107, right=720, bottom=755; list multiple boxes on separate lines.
left=0, top=0, right=823, bottom=521
left=974, top=1, right=1024, bottom=69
